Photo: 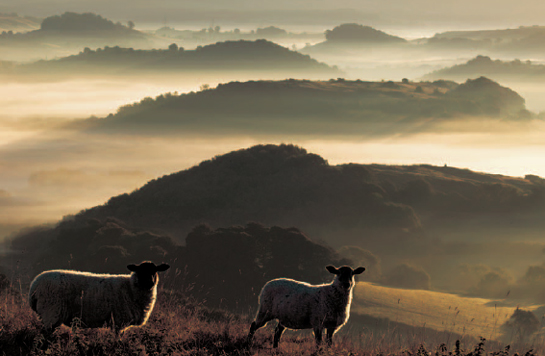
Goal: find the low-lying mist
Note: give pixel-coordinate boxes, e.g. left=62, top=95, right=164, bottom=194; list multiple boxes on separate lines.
left=2, top=76, right=545, bottom=241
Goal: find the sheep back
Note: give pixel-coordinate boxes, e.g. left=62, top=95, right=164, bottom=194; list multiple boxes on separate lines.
left=258, top=278, right=349, bottom=330
left=29, top=270, right=156, bottom=330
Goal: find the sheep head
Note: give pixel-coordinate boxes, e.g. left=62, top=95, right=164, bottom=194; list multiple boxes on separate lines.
left=127, top=261, right=170, bottom=290
left=326, top=265, right=365, bottom=290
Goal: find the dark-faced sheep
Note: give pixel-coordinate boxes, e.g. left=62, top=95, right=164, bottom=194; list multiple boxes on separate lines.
left=247, top=265, right=365, bottom=347
left=28, top=261, right=170, bottom=332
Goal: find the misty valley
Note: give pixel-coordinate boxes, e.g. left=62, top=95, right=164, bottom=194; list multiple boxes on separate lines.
left=3, top=8, right=545, bottom=356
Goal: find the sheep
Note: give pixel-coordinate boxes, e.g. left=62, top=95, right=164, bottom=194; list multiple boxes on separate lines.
left=247, top=265, right=365, bottom=348
left=28, top=261, right=170, bottom=333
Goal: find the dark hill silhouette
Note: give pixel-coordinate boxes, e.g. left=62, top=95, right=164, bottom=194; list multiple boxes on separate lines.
left=9, top=40, right=339, bottom=77
left=324, top=23, right=407, bottom=44
left=40, top=12, right=131, bottom=33
left=426, top=26, right=545, bottom=55
left=86, top=78, right=531, bottom=136
left=8, top=144, right=542, bottom=260
left=0, top=12, right=151, bottom=52
left=423, top=55, right=545, bottom=83
left=302, top=23, right=407, bottom=55
left=0, top=13, right=40, bottom=32
left=6, top=144, right=545, bottom=306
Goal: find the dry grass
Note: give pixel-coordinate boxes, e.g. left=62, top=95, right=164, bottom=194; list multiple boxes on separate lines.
left=0, top=288, right=541, bottom=356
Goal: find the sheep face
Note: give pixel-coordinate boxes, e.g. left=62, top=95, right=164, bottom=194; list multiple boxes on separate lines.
left=326, top=265, right=365, bottom=290
left=127, top=261, right=170, bottom=290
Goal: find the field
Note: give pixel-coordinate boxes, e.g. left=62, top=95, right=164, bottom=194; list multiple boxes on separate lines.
left=1, top=283, right=542, bottom=356
left=354, top=282, right=526, bottom=340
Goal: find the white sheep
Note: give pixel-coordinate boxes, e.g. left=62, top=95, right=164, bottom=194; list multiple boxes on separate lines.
left=28, top=261, right=170, bottom=332
left=247, top=265, right=365, bottom=347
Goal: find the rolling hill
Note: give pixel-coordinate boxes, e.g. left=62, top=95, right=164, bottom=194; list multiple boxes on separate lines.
left=3, top=142, right=545, bottom=344
left=423, top=26, right=545, bottom=56
left=302, top=23, right=408, bottom=55
left=423, top=55, right=545, bottom=82
left=8, top=39, right=339, bottom=77
left=7, top=144, right=545, bottom=278
left=83, top=77, right=531, bottom=136
left=354, top=282, right=530, bottom=340
left=0, top=12, right=153, bottom=61
left=0, top=13, right=40, bottom=32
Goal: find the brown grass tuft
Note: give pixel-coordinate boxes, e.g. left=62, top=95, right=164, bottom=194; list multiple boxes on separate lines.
left=0, top=288, right=541, bottom=356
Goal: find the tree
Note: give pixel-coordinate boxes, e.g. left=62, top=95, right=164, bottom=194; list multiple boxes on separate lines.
left=127, top=20, right=135, bottom=30
left=168, top=43, right=178, bottom=52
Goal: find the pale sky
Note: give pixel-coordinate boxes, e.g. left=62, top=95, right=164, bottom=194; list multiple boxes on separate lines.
left=3, top=0, right=545, bottom=31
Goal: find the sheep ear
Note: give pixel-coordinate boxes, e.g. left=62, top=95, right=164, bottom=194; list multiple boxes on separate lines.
left=326, top=266, right=339, bottom=275
left=353, top=267, right=366, bottom=275
left=156, top=264, right=170, bottom=272
left=127, top=264, right=138, bottom=272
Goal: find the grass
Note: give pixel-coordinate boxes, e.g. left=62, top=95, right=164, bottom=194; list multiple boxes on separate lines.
left=353, top=282, right=525, bottom=339
left=0, top=288, right=542, bottom=356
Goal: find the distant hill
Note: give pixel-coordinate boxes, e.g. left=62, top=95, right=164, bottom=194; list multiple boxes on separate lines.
left=426, top=26, right=545, bottom=54
left=39, top=12, right=133, bottom=34
left=17, top=144, right=544, bottom=254
left=85, top=77, right=530, bottom=136
left=423, top=55, right=545, bottom=82
left=0, top=13, right=40, bottom=33
left=324, top=23, right=407, bottom=44
left=0, top=12, right=151, bottom=55
left=432, top=26, right=545, bottom=42
left=6, top=144, right=545, bottom=306
left=302, top=23, right=407, bottom=54
left=7, top=40, right=339, bottom=77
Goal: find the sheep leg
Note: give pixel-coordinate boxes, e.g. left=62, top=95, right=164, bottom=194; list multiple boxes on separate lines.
left=326, top=328, right=336, bottom=346
left=273, top=324, right=285, bottom=348
left=313, top=326, right=323, bottom=346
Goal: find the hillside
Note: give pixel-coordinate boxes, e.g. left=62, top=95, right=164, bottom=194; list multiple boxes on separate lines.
left=0, top=12, right=152, bottom=60
left=1, top=283, right=538, bottom=356
left=0, top=13, right=40, bottom=32
left=423, top=55, right=545, bottom=82
left=425, top=26, right=545, bottom=55
left=354, top=282, right=531, bottom=340
left=53, top=144, right=545, bottom=238
left=85, top=77, right=531, bottom=136
left=6, top=144, right=545, bottom=299
left=432, top=26, right=545, bottom=42
left=4, top=143, right=545, bottom=354
left=9, top=40, right=339, bottom=77
left=302, top=23, right=407, bottom=54
left=324, top=24, right=407, bottom=44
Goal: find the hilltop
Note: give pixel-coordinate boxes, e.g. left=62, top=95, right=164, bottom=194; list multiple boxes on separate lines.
left=0, top=13, right=40, bottom=33
left=425, top=26, right=545, bottom=55
left=5, top=144, right=545, bottom=316
left=0, top=12, right=152, bottom=61
left=8, top=144, right=545, bottom=275
left=302, top=23, right=407, bottom=54
left=8, top=40, right=339, bottom=78
left=85, top=77, right=531, bottom=136
left=323, top=24, right=407, bottom=44
left=423, top=55, right=545, bottom=82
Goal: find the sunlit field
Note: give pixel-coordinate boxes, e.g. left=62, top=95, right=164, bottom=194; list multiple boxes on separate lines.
left=353, top=282, right=532, bottom=341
